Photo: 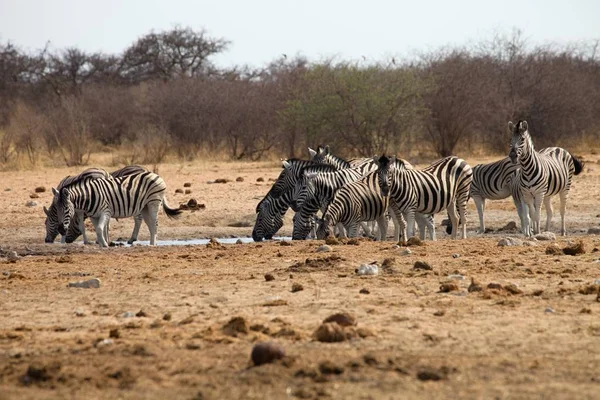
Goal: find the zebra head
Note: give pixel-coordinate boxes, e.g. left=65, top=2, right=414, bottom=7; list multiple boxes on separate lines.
left=308, top=145, right=330, bottom=162
left=269, top=161, right=293, bottom=198
left=292, top=212, right=314, bottom=240
left=65, top=213, right=83, bottom=243
left=252, top=197, right=284, bottom=242
left=53, top=187, right=74, bottom=236
left=43, top=204, right=59, bottom=243
left=376, top=154, right=396, bottom=197
left=315, top=217, right=332, bottom=240
left=508, top=120, right=529, bottom=164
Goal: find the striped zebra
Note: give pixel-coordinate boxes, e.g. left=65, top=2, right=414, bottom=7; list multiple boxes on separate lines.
left=376, top=155, right=473, bottom=240
left=470, top=157, right=520, bottom=233
left=53, top=169, right=181, bottom=247
left=315, top=171, right=394, bottom=240
left=508, top=120, right=584, bottom=236
left=63, top=166, right=148, bottom=244
left=308, top=145, right=376, bottom=170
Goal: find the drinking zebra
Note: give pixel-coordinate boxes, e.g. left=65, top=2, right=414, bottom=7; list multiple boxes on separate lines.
left=508, top=120, right=584, bottom=236
left=315, top=171, right=395, bottom=241
left=52, top=169, right=181, bottom=247
left=376, top=155, right=473, bottom=240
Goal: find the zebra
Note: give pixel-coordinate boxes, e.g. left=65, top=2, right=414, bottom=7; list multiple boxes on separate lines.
left=53, top=169, right=181, bottom=247
left=508, top=120, right=584, bottom=236
left=469, top=157, right=520, bottom=233
left=63, top=166, right=149, bottom=244
left=315, top=171, right=394, bottom=241
left=308, top=145, right=378, bottom=170
left=376, top=155, right=473, bottom=240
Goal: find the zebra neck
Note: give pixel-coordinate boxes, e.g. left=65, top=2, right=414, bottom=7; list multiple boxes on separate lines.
left=326, top=155, right=350, bottom=169
left=519, top=138, right=541, bottom=179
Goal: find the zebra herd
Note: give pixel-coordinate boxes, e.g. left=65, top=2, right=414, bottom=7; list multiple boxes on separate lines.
left=44, top=165, right=181, bottom=247
left=253, top=121, right=584, bottom=242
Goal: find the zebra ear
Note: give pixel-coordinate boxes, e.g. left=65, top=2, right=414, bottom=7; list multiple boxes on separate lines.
left=52, top=187, right=59, bottom=196
left=521, top=120, right=528, bottom=132
left=324, top=145, right=330, bottom=155
left=282, top=160, right=291, bottom=169
left=508, top=121, right=514, bottom=133
left=308, top=148, right=317, bottom=158
left=43, top=206, right=49, bottom=216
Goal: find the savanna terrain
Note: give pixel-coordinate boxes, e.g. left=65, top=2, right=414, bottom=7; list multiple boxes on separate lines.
left=1, top=154, right=600, bottom=400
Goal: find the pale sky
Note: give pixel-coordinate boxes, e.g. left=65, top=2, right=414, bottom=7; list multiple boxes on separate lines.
left=1, top=0, right=599, bottom=68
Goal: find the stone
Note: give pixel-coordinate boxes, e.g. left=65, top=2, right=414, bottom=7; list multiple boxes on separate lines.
left=25, top=201, right=37, bottom=207
left=7, top=251, right=19, bottom=263
left=359, top=288, right=370, bottom=294
left=468, top=278, right=483, bottom=292
left=498, top=237, right=523, bottom=246
left=175, top=188, right=184, bottom=194
left=535, top=232, right=556, bottom=241
left=251, top=342, right=285, bottom=366
left=413, top=260, right=432, bottom=270
left=223, top=316, right=249, bottom=336
left=256, top=177, right=265, bottom=182
left=34, top=186, right=46, bottom=193
left=356, top=264, right=378, bottom=276
left=67, top=278, right=100, bottom=289
left=563, top=240, right=585, bottom=256
left=122, top=311, right=136, bottom=318
left=406, top=236, right=424, bottom=246
left=439, top=282, right=459, bottom=292
left=235, top=239, right=243, bottom=245
left=316, top=245, right=332, bottom=253
left=401, top=248, right=412, bottom=256
left=236, top=177, right=244, bottom=182
left=183, top=182, right=192, bottom=187
left=545, top=244, right=563, bottom=255
left=29, top=193, right=39, bottom=199
left=291, top=282, right=304, bottom=293
left=588, top=227, right=600, bottom=235
left=499, top=221, right=518, bottom=231
left=323, top=312, right=357, bottom=327
left=452, top=253, right=460, bottom=258
left=184, top=189, right=192, bottom=194
left=264, top=273, right=275, bottom=282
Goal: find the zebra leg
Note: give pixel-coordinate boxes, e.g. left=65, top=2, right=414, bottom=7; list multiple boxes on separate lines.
left=336, top=223, right=347, bottom=238
left=128, top=213, right=143, bottom=244
left=405, top=210, right=416, bottom=239
left=532, top=195, right=544, bottom=235
left=414, top=213, right=427, bottom=240
left=447, top=201, right=459, bottom=240
left=559, top=190, right=568, bottom=236
left=347, top=222, right=360, bottom=238
left=544, top=196, right=553, bottom=233
left=521, top=201, right=531, bottom=236
left=389, top=210, right=400, bottom=243
left=376, top=215, right=387, bottom=241
left=473, top=195, right=485, bottom=234
left=143, top=202, right=160, bottom=245
left=92, top=214, right=110, bottom=247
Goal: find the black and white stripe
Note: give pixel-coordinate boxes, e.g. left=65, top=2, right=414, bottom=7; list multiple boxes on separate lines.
left=53, top=170, right=181, bottom=247
left=377, top=155, right=473, bottom=240
left=509, top=120, right=584, bottom=236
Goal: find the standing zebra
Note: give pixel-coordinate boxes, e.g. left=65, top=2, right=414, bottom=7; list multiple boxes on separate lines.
left=508, top=120, right=584, bottom=236
left=308, top=145, right=378, bottom=170
left=470, top=157, right=520, bottom=233
left=53, top=170, right=181, bottom=247
left=376, top=155, right=473, bottom=240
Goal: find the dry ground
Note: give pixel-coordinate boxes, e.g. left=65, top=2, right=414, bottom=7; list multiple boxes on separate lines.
left=1, top=154, right=600, bottom=399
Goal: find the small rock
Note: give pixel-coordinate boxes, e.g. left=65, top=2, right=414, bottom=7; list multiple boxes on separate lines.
left=183, top=182, right=192, bottom=187
left=417, top=367, right=449, bottom=381
left=589, top=227, right=600, bottom=235
left=504, top=283, right=523, bottom=295
left=544, top=307, right=555, bottom=314
left=580, top=308, right=592, bottom=314
left=214, top=178, right=230, bottom=184
left=433, top=310, right=445, bottom=317
left=67, top=278, right=101, bottom=289
left=122, top=311, right=136, bottom=318
left=319, top=361, right=345, bottom=375
left=74, top=308, right=85, bottom=317
left=162, top=312, right=172, bottom=321
left=356, top=264, right=378, bottom=276
left=264, top=273, right=275, bottom=282
left=545, top=244, right=563, bottom=255
left=236, top=239, right=243, bottom=244
left=184, top=189, right=192, bottom=195
left=323, top=312, right=357, bottom=327
left=29, top=193, right=39, bottom=199
left=359, top=288, right=370, bottom=294
left=487, top=282, right=503, bottom=290
left=256, top=177, right=265, bottom=182
left=447, top=274, right=465, bottom=280
left=7, top=251, right=20, bottom=263
left=413, top=260, right=432, bottom=271
left=499, top=221, right=518, bottom=231
left=96, top=338, right=114, bottom=348
left=406, top=236, right=423, bottom=246
left=313, top=322, right=354, bottom=343
left=439, top=282, right=459, bottom=292
left=236, top=177, right=244, bottom=182
left=498, top=237, right=523, bottom=246
left=251, top=342, right=285, bottom=366
left=34, top=186, right=46, bottom=193
left=25, top=201, right=37, bottom=207
left=279, top=240, right=292, bottom=246
left=222, top=316, right=249, bottom=336
left=109, top=329, right=120, bottom=338
left=563, top=240, right=585, bottom=256
left=401, top=248, right=412, bottom=256
left=391, top=244, right=400, bottom=250
left=316, top=245, right=332, bottom=253
left=291, top=282, right=304, bottom=293
left=175, top=188, right=184, bottom=194
left=135, top=310, right=147, bottom=318
left=452, top=253, right=460, bottom=258
left=325, top=236, right=340, bottom=245
left=468, top=278, right=483, bottom=292
left=535, top=232, right=556, bottom=241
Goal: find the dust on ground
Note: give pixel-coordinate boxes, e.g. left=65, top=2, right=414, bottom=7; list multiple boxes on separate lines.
left=1, top=154, right=600, bottom=399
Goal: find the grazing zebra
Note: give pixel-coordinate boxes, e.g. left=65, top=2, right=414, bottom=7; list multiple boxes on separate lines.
left=470, top=157, right=520, bottom=233
left=508, top=120, right=584, bottom=236
left=63, top=166, right=149, bottom=244
left=308, top=145, right=380, bottom=170
left=376, top=155, right=473, bottom=240
left=44, top=168, right=110, bottom=244
left=315, top=171, right=393, bottom=241
left=53, top=170, right=181, bottom=247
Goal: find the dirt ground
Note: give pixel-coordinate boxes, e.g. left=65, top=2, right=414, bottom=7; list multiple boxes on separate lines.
left=1, top=154, right=600, bottom=399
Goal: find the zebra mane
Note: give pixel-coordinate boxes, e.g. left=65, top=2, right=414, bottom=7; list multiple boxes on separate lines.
left=110, top=165, right=148, bottom=179
left=57, top=168, right=110, bottom=189
left=298, top=164, right=338, bottom=177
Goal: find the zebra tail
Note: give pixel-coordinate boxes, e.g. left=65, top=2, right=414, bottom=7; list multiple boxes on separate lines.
left=163, top=198, right=183, bottom=219
left=571, top=153, right=585, bottom=175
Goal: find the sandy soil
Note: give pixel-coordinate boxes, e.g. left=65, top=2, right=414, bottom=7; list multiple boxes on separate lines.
left=1, top=155, right=600, bottom=399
